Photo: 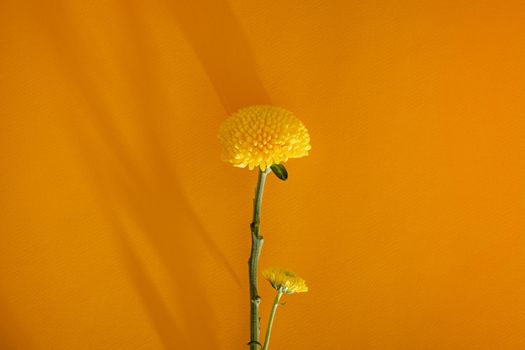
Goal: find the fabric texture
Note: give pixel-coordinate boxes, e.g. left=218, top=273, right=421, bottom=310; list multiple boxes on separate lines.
left=1, top=0, right=524, bottom=349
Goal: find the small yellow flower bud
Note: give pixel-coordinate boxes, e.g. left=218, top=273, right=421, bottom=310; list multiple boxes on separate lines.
left=263, top=268, right=308, bottom=294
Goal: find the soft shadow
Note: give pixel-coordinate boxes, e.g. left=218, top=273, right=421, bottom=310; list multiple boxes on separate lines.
left=27, top=0, right=269, bottom=346
left=0, top=294, right=35, bottom=350
left=27, top=2, right=225, bottom=348
left=117, top=0, right=243, bottom=290
left=114, top=224, right=184, bottom=349
left=163, top=0, right=272, bottom=112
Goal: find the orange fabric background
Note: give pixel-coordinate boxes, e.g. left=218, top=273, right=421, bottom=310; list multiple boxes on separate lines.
left=1, top=0, right=525, bottom=349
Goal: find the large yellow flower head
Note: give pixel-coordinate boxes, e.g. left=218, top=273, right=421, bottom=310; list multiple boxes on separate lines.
left=263, top=268, right=308, bottom=294
left=218, top=105, right=311, bottom=171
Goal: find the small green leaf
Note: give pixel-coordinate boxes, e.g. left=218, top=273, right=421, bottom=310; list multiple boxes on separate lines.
left=270, top=164, right=288, bottom=181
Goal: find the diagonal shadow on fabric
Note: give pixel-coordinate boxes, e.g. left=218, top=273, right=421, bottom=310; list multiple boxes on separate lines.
left=163, top=0, right=272, bottom=113
left=26, top=2, right=218, bottom=348
left=25, top=0, right=274, bottom=347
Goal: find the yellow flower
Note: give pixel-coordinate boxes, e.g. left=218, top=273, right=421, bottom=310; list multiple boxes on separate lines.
left=218, top=105, right=311, bottom=171
left=263, top=268, right=308, bottom=294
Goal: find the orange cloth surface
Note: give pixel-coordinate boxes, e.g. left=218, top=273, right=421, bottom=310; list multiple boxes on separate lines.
left=1, top=0, right=525, bottom=349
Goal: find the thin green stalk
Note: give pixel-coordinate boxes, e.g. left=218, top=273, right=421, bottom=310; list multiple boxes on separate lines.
left=262, top=291, right=284, bottom=350
left=248, top=168, right=270, bottom=349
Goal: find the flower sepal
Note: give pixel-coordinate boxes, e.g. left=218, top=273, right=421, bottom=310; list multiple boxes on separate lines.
left=270, top=163, right=288, bottom=181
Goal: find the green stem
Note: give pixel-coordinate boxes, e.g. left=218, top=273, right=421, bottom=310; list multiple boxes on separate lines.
left=262, top=291, right=284, bottom=350
left=248, top=168, right=270, bottom=349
